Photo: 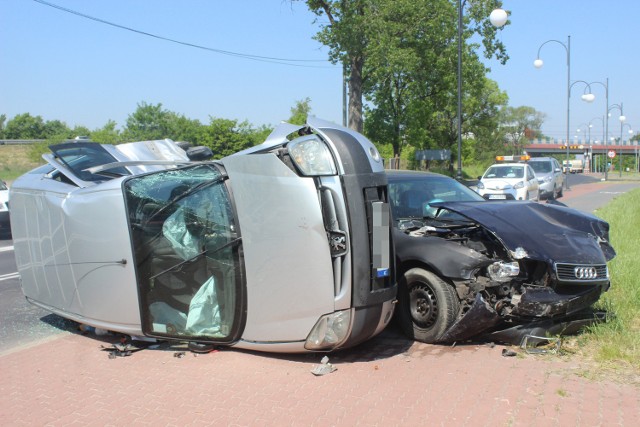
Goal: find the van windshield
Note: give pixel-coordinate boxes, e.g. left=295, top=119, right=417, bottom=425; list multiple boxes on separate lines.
left=124, top=164, right=245, bottom=343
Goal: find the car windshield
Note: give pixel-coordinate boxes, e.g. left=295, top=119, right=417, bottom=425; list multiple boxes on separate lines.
left=50, top=142, right=131, bottom=182
left=483, top=165, right=524, bottom=179
left=389, top=174, right=483, bottom=220
left=529, top=161, right=552, bottom=173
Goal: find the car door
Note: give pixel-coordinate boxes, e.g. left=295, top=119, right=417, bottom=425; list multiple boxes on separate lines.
left=123, top=164, right=246, bottom=344
left=526, top=165, right=540, bottom=200
left=553, top=159, right=564, bottom=188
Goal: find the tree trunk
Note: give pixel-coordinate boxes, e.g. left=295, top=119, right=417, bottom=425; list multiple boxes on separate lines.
left=348, top=55, right=364, bottom=133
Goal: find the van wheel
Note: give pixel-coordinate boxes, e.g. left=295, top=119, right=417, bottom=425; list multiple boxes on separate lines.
left=398, top=268, right=460, bottom=343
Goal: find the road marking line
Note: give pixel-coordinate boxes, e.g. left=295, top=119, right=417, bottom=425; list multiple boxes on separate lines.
left=0, top=245, right=14, bottom=252
left=0, top=272, right=19, bottom=282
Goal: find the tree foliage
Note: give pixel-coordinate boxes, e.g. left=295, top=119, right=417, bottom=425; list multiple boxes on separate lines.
left=497, top=106, right=545, bottom=155
left=288, top=97, right=313, bottom=125
left=303, top=0, right=509, bottom=140
left=198, top=118, right=270, bottom=158
left=4, top=113, right=47, bottom=139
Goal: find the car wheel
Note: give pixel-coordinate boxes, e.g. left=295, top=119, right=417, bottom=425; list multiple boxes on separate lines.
left=557, top=185, right=563, bottom=198
left=397, top=268, right=460, bottom=343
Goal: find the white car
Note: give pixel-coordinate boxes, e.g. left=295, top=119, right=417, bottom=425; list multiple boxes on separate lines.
left=0, top=180, right=9, bottom=232
left=477, top=163, right=539, bottom=201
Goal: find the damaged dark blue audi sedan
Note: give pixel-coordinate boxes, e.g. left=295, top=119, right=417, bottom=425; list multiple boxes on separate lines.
left=388, top=170, right=615, bottom=344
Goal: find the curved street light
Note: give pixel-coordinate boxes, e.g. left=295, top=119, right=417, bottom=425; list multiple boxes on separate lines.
left=456, top=3, right=508, bottom=181
left=608, top=103, right=625, bottom=177
left=621, top=122, right=633, bottom=176
left=534, top=36, right=573, bottom=189
left=578, top=79, right=619, bottom=180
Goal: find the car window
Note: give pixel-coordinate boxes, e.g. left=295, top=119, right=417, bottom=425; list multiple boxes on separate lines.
left=49, top=142, right=130, bottom=182
left=530, top=161, right=552, bottom=173
left=484, top=165, right=525, bottom=179
left=0, top=181, right=6, bottom=191
left=124, top=164, right=244, bottom=342
left=527, top=166, right=535, bottom=180
left=389, top=175, right=483, bottom=219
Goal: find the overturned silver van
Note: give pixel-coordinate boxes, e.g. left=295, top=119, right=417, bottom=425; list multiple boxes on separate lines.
left=10, top=118, right=395, bottom=352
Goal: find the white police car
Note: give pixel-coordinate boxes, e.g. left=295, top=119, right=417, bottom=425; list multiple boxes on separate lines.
left=476, top=156, right=539, bottom=201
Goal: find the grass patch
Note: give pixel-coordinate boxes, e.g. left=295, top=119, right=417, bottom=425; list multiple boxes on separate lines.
left=0, top=145, right=44, bottom=183
left=575, top=188, right=640, bottom=372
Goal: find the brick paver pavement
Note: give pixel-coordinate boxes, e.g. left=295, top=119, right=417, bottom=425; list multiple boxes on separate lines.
left=1, top=325, right=638, bottom=426
left=2, top=176, right=639, bottom=426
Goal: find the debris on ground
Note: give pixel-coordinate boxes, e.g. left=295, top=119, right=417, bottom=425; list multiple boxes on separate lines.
left=501, top=348, right=517, bottom=357
left=311, top=356, right=337, bottom=376
left=100, top=342, right=148, bottom=359
left=521, top=334, right=561, bottom=354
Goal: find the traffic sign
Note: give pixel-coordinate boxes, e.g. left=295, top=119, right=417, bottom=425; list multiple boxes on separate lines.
left=608, top=150, right=616, bottom=159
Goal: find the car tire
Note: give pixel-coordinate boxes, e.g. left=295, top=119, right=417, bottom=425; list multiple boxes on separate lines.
left=557, top=186, right=563, bottom=198
left=397, top=268, right=460, bottom=343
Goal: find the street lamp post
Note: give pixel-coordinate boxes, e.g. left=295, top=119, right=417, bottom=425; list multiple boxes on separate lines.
left=608, top=103, right=625, bottom=177
left=534, top=36, right=572, bottom=189
left=456, top=3, right=507, bottom=181
left=621, top=122, right=633, bottom=176
left=579, top=79, right=612, bottom=179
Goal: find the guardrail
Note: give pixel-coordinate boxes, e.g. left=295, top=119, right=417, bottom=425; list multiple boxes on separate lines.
left=0, top=140, right=45, bottom=145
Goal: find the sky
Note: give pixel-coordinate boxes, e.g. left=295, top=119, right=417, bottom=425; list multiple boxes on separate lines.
left=1, top=0, right=638, bottom=144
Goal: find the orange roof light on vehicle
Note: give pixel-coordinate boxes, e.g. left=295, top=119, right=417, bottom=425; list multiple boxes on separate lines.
left=495, top=155, right=530, bottom=162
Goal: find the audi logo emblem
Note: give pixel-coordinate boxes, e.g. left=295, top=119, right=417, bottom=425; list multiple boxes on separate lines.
left=574, top=266, right=597, bottom=279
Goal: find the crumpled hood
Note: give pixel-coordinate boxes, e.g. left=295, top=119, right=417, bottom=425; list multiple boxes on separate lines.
left=431, top=200, right=616, bottom=264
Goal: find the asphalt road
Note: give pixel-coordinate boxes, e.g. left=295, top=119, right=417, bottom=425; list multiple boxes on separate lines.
left=1, top=174, right=638, bottom=353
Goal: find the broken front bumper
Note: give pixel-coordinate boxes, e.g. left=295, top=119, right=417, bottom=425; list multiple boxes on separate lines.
left=438, top=284, right=607, bottom=344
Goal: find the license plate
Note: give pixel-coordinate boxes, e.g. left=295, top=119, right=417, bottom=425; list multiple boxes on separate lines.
left=489, top=194, right=506, bottom=200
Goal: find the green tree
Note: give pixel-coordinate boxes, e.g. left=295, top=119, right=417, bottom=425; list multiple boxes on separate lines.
left=0, top=114, right=6, bottom=139
left=166, top=113, right=203, bottom=144
left=91, top=120, right=121, bottom=144
left=498, top=106, right=545, bottom=156
left=4, top=113, right=46, bottom=139
left=288, top=98, right=312, bottom=125
left=198, top=118, right=266, bottom=158
left=42, top=120, right=71, bottom=139
left=303, top=0, right=509, bottom=134
left=123, top=102, right=172, bottom=141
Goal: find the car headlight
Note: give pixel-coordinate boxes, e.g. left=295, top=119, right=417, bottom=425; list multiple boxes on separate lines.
left=543, top=176, right=553, bottom=183
left=476, top=181, right=485, bottom=190
left=513, top=181, right=524, bottom=189
left=287, top=136, right=337, bottom=176
left=305, top=309, right=351, bottom=351
left=487, top=261, right=520, bottom=282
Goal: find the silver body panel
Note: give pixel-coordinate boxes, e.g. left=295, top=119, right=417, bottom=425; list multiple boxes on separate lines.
left=10, top=120, right=395, bottom=352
